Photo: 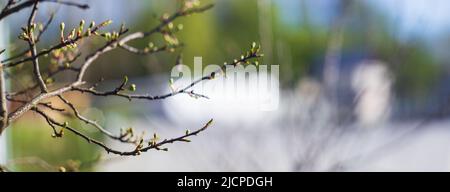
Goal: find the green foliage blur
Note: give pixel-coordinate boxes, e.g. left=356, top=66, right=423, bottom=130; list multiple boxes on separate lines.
left=8, top=119, right=102, bottom=171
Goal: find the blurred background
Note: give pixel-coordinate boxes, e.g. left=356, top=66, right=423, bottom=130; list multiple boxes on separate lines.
left=2, top=0, right=450, bottom=171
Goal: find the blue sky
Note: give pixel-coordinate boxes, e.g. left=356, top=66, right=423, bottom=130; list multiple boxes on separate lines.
left=369, top=0, right=450, bottom=39
left=276, top=0, right=450, bottom=41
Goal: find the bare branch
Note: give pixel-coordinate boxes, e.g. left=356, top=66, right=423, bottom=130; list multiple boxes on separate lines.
left=57, top=95, right=123, bottom=142
left=0, top=0, right=88, bottom=21
left=0, top=0, right=16, bottom=17
left=7, top=97, right=65, bottom=112
left=7, top=54, right=81, bottom=97
left=32, top=107, right=213, bottom=156
left=7, top=80, right=85, bottom=123
left=118, top=43, right=183, bottom=55
left=27, top=1, right=48, bottom=93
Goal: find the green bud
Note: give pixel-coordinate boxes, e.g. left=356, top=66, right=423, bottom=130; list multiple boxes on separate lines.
left=112, top=31, right=119, bottom=40
left=67, top=43, right=77, bottom=49
left=148, top=42, right=154, bottom=48
left=123, top=75, right=129, bottom=84
left=103, top=32, right=111, bottom=40
left=45, top=78, right=54, bottom=84
left=129, top=84, right=136, bottom=92
left=89, top=21, right=95, bottom=28
left=60, top=22, right=65, bottom=31
left=99, top=19, right=112, bottom=27
left=79, top=20, right=85, bottom=28
left=163, top=33, right=179, bottom=46
left=38, top=23, right=44, bottom=31
left=30, top=23, right=36, bottom=32
left=69, top=29, right=76, bottom=39
left=18, top=32, right=29, bottom=41
left=60, top=22, right=65, bottom=42
left=177, top=24, right=183, bottom=30
left=58, top=166, right=66, bottom=172
left=78, top=20, right=85, bottom=36
left=206, top=119, right=213, bottom=127
left=126, top=127, right=134, bottom=135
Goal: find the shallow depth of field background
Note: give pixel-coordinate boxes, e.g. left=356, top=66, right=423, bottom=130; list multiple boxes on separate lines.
left=2, top=0, right=450, bottom=171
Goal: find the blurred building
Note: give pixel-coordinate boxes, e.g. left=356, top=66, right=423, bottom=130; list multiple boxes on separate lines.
left=352, top=60, right=392, bottom=126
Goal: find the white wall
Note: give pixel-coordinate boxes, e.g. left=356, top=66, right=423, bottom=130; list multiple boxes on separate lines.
left=0, top=20, right=9, bottom=165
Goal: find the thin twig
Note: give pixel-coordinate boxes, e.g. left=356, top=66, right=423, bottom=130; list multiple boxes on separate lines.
left=2, top=12, right=55, bottom=63
left=0, top=0, right=88, bottom=21
left=27, top=1, right=48, bottom=93
left=33, top=107, right=213, bottom=156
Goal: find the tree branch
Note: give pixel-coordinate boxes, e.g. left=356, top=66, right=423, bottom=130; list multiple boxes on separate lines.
left=32, top=107, right=213, bottom=156
left=27, top=1, right=48, bottom=93
left=7, top=97, right=65, bottom=112
left=0, top=0, right=88, bottom=21
left=57, top=95, right=128, bottom=143
left=3, top=21, right=112, bottom=68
